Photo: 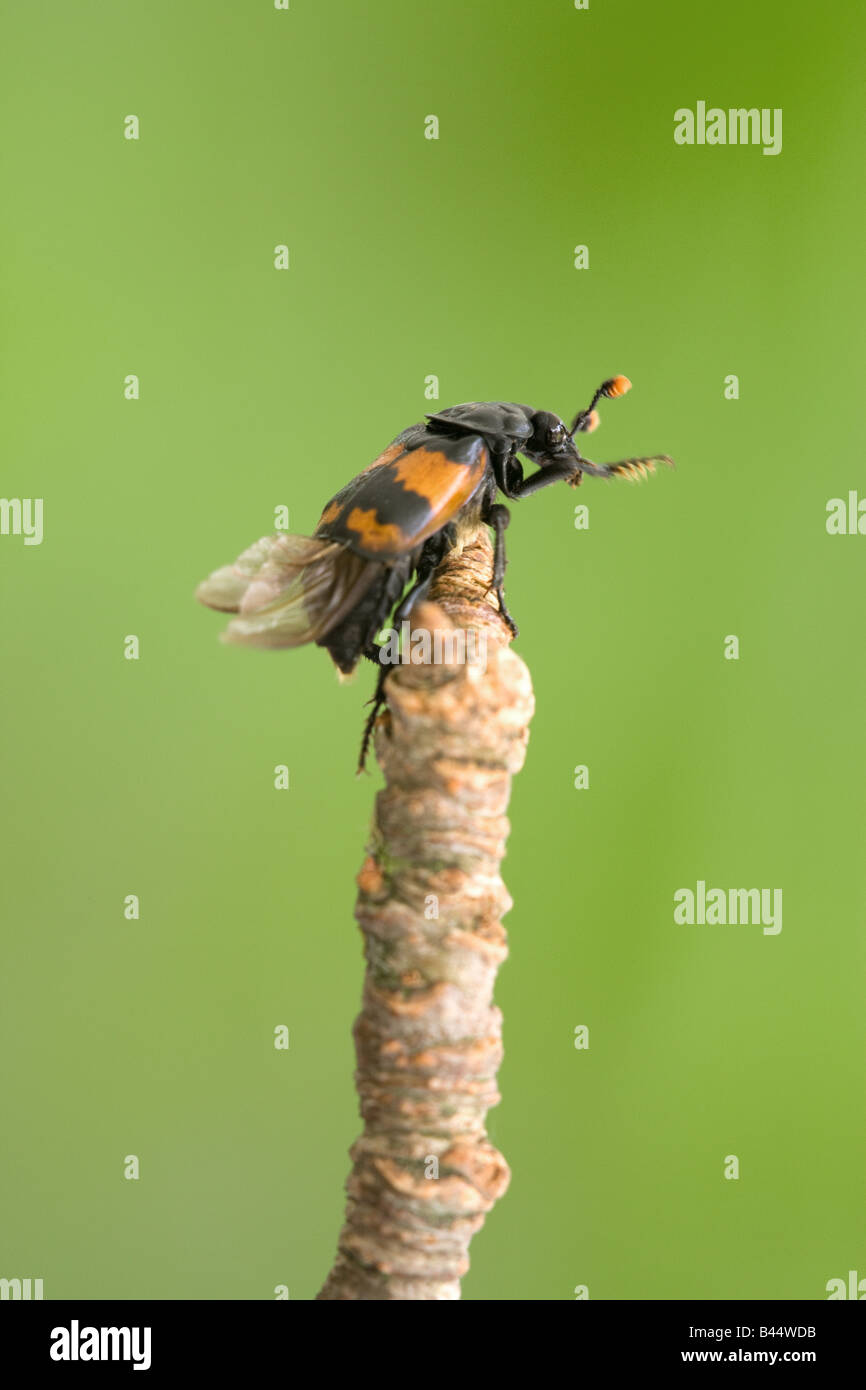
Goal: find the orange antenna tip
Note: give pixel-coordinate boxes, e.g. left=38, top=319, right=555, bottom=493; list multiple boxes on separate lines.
left=603, top=375, right=632, bottom=399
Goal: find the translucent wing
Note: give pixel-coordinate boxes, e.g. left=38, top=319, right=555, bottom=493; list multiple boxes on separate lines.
left=196, top=533, right=379, bottom=649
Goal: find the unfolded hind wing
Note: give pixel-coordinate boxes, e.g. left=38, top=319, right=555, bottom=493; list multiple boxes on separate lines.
left=196, top=534, right=380, bottom=649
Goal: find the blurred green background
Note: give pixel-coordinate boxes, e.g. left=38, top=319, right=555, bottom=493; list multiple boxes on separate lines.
left=1, top=0, right=863, bottom=1301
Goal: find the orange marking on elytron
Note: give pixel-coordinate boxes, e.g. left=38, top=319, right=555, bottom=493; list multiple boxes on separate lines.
left=393, top=445, right=486, bottom=508
left=358, top=441, right=405, bottom=477
left=344, top=507, right=407, bottom=552
left=318, top=500, right=341, bottom=526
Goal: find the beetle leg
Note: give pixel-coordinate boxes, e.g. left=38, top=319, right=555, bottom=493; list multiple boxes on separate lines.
left=393, top=568, right=434, bottom=624
left=356, top=541, right=447, bottom=773
left=512, top=452, right=672, bottom=495
left=570, top=453, right=674, bottom=481
left=483, top=501, right=518, bottom=637
left=357, top=661, right=389, bottom=774
left=492, top=446, right=523, bottom=500
left=508, top=459, right=581, bottom=498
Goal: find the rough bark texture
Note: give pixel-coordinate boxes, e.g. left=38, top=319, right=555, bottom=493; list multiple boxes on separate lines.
left=317, top=528, right=535, bottom=1300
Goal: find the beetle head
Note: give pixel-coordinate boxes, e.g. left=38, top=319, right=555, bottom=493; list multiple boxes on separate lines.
left=526, top=410, right=579, bottom=463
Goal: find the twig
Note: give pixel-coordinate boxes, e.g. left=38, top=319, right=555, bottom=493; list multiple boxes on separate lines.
left=317, top=528, right=535, bottom=1300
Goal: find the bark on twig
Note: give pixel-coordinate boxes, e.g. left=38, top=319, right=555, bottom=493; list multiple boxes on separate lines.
left=317, top=528, right=535, bottom=1300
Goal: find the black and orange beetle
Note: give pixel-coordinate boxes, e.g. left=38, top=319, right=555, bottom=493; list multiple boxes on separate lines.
left=197, top=375, right=672, bottom=767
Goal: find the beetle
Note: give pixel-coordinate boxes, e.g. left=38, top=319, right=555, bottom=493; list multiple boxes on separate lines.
left=196, top=375, right=673, bottom=769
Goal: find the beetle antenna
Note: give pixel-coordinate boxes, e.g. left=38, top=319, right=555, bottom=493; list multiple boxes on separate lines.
left=569, top=375, right=632, bottom=436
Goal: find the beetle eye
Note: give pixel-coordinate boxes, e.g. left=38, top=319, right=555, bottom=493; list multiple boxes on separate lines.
left=548, top=424, right=565, bottom=445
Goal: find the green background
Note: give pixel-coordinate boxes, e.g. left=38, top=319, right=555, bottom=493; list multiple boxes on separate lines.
left=1, top=0, right=863, bottom=1301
